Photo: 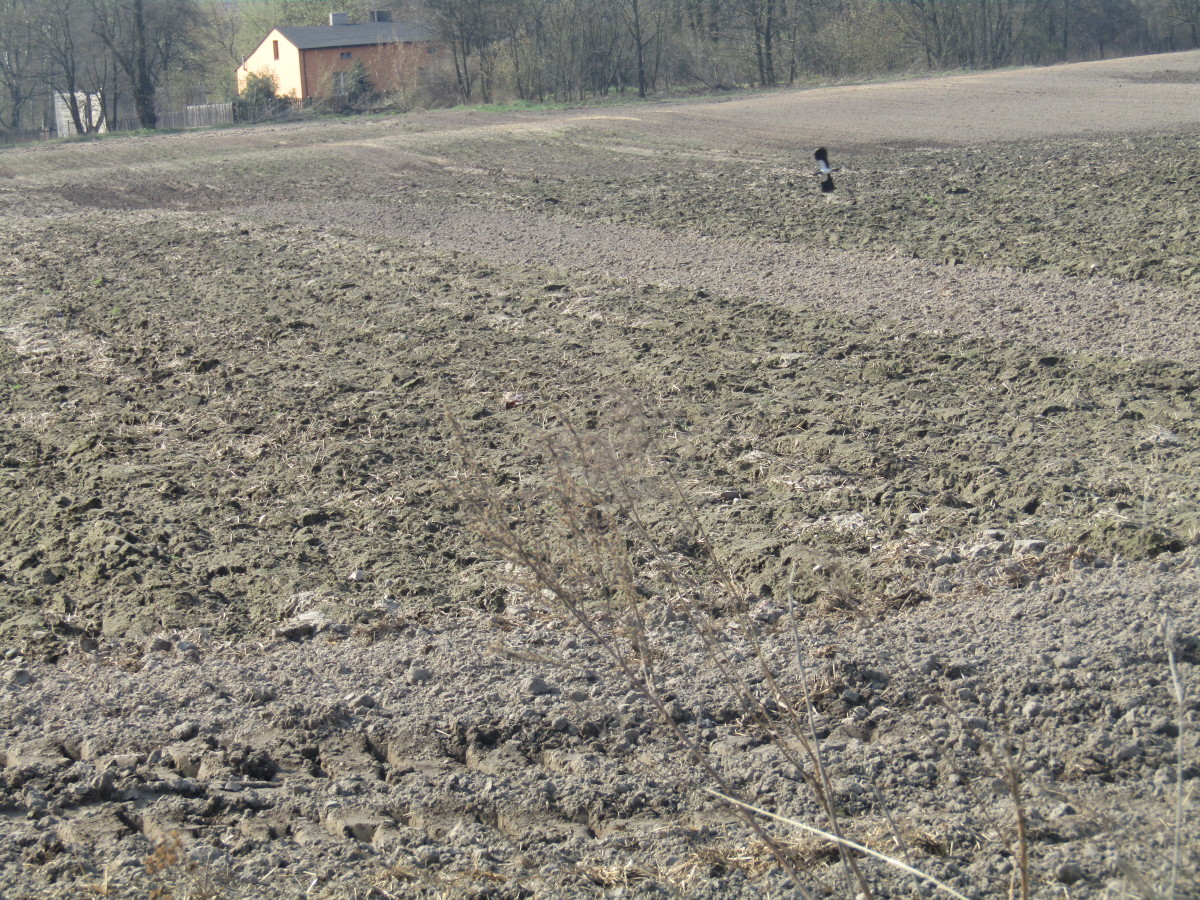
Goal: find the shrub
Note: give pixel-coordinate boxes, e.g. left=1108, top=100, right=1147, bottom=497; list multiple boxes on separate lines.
left=234, top=71, right=289, bottom=124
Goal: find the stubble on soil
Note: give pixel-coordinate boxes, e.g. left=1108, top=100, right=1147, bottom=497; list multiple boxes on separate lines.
left=0, top=52, right=1198, bottom=899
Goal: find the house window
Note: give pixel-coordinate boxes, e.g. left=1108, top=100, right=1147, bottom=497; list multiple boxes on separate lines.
left=272, top=40, right=279, bottom=60
left=334, top=71, right=347, bottom=94
left=340, top=51, right=352, bottom=59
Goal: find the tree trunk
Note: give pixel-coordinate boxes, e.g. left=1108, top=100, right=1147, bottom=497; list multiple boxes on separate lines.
left=131, top=0, right=157, bottom=128
left=1062, top=0, right=1069, bottom=60
left=630, top=0, right=648, bottom=98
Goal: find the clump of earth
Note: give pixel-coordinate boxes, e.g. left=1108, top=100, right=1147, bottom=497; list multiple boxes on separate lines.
left=0, top=51, right=1197, bottom=898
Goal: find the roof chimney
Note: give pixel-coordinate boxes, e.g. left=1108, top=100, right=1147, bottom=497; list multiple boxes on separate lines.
left=370, top=10, right=392, bottom=22
left=329, top=12, right=350, bottom=25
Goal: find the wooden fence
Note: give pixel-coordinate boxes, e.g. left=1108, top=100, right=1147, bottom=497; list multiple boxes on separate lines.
left=161, top=102, right=234, bottom=129
left=110, top=102, right=234, bottom=133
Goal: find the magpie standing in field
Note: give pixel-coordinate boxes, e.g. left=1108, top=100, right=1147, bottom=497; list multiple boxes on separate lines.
left=814, top=147, right=835, bottom=193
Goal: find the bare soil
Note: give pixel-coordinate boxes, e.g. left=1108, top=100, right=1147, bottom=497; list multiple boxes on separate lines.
left=1, top=51, right=1198, bottom=899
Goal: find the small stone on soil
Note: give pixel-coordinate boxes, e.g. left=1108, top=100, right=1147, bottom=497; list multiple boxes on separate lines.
left=1055, top=862, right=1085, bottom=884
left=406, top=666, right=432, bottom=685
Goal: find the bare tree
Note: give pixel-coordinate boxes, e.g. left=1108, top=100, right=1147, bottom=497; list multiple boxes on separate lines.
left=0, top=0, right=40, bottom=133
left=616, top=0, right=654, bottom=96
left=91, top=0, right=200, bottom=128
left=37, top=0, right=117, bottom=133
left=1168, top=0, right=1200, bottom=44
left=428, top=0, right=492, bottom=100
left=740, top=0, right=781, bottom=85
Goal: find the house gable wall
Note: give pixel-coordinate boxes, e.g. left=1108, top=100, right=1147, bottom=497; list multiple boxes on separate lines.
left=237, top=29, right=306, bottom=98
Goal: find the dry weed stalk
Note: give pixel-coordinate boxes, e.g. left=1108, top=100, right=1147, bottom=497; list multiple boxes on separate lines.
left=1111, top=618, right=1196, bottom=900
left=447, top=406, right=921, bottom=898
left=143, top=831, right=223, bottom=900
left=448, top=409, right=815, bottom=893
left=1163, top=618, right=1187, bottom=900
left=706, top=788, right=973, bottom=900
left=995, top=740, right=1030, bottom=900
left=929, top=700, right=1031, bottom=900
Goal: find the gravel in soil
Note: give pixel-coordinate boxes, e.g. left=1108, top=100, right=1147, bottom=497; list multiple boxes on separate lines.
left=0, top=54, right=1198, bottom=899
left=1, top=561, right=1196, bottom=898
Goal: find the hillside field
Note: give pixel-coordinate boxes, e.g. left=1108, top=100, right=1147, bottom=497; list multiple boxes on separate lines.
left=1, top=51, right=1199, bottom=899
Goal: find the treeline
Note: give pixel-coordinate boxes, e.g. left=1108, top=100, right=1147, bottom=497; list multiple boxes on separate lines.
left=1, top=0, right=211, bottom=135
left=0, top=0, right=344, bottom=135
left=424, top=0, right=1199, bottom=102
left=2, top=0, right=1197, bottom=136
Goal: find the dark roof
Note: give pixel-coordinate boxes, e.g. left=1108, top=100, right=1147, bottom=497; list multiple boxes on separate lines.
left=276, top=23, right=437, bottom=50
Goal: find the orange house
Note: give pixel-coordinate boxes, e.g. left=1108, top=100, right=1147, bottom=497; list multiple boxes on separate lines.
left=236, top=14, right=443, bottom=100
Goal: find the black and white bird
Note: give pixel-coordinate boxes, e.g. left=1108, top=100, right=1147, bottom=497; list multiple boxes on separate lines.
left=814, top=147, right=835, bottom=193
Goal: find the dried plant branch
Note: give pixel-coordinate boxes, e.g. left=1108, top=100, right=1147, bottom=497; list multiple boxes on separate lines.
left=446, top=409, right=814, bottom=894
left=1163, top=618, right=1187, bottom=900
left=704, top=788, right=974, bottom=900
left=787, top=559, right=871, bottom=897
